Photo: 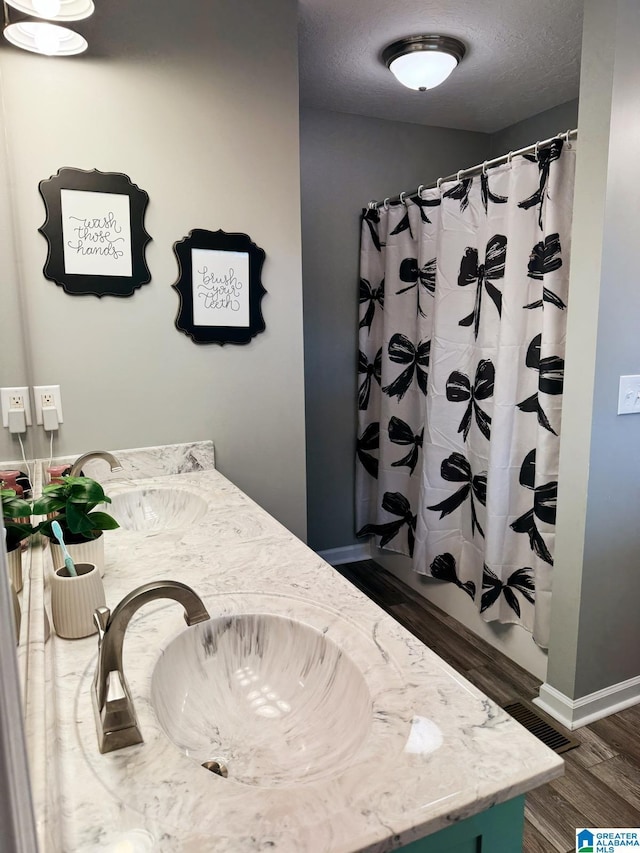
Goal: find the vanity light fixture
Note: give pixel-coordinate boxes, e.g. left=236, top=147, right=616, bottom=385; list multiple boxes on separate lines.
left=382, top=35, right=466, bottom=91
left=4, top=20, right=87, bottom=55
left=2, top=0, right=91, bottom=56
left=5, top=0, right=93, bottom=21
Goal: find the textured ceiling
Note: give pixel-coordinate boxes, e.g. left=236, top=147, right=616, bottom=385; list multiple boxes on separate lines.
left=298, top=0, right=583, bottom=133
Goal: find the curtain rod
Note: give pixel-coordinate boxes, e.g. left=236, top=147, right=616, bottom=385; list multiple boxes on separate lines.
left=368, top=128, right=578, bottom=210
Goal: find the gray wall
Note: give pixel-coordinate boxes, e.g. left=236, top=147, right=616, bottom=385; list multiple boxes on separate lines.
left=0, top=0, right=307, bottom=540
left=300, top=108, right=490, bottom=550
left=549, top=0, right=640, bottom=699
left=577, top=0, right=640, bottom=697
left=490, top=99, right=579, bottom=157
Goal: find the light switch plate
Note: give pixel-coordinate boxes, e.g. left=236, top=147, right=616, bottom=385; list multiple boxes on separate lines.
left=33, top=384, right=64, bottom=425
left=0, top=386, right=32, bottom=428
left=617, top=375, right=640, bottom=415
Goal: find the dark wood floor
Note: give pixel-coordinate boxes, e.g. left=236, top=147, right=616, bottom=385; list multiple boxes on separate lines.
left=337, top=560, right=640, bottom=853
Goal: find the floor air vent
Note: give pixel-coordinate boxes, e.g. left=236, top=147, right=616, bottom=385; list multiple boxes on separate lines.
left=502, top=701, right=579, bottom=755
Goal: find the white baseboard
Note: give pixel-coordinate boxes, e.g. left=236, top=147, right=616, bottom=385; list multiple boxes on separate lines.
left=317, top=543, right=371, bottom=566
left=534, top=675, right=640, bottom=730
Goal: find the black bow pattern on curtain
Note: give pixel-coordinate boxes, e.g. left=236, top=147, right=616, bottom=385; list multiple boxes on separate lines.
left=398, top=257, right=436, bottom=317
left=427, top=453, right=487, bottom=538
left=356, top=422, right=380, bottom=479
left=524, top=233, right=566, bottom=310
left=382, top=334, right=430, bottom=401
left=457, top=235, right=507, bottom=339
left=388, top=417, right=423, bottom=475
left=356, top=140, right=575, bottom=646
left=357, top=348, right=382, bottom=410
left=519, top=139, right=563, bottom=229
left=358, top=491, right=417, bottom=557
left=481, top=565, right=535, bottom=618
left=359, top=277, right=385, bottom=332
left=517, top=335, right=564, bottom=435
left=445, top=360, right=495, bottom=441
left=509, top=449, right=557, bottom=566
left=430, top=553, right=476, bottom=599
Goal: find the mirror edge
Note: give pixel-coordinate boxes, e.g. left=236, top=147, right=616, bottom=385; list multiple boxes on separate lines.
left=0, top=523, right=39, bottom=853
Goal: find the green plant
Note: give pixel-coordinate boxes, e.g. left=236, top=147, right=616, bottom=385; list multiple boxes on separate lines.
left=33, top=476, right=119, bottom=544
left=1, top=488, right=33, bottom=553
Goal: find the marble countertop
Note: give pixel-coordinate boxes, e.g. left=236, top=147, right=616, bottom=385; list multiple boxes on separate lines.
left=33, top=458, right=562, bottom=852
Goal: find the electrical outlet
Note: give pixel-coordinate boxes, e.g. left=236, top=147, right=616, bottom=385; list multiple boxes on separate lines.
left=33, top=384, right=64, bottom=425
left=0, top=386, right=32, bottom=428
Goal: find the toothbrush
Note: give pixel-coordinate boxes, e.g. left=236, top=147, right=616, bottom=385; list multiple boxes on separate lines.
left=51, top=520, right=77, bottom=577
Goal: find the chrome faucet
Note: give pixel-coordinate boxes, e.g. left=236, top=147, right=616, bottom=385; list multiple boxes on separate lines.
left=68, top=450, right=123, bottom=478
left=92, top=581, right=210, bottom=754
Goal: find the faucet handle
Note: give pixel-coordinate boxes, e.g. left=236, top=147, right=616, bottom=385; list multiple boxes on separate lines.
left=94, top=606, right=111, bottom=643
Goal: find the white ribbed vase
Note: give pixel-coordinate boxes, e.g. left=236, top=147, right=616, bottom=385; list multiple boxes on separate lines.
left=6, top=546, right=23, bottom=593
left=51, top=533, right=104, bottom=578
left=50, top=563, right=105, bottom=639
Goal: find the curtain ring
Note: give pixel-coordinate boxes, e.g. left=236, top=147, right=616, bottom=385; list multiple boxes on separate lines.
left=367, top=200, right=377, bottom=210
left=436, top=177, right=443, bottom=189
left=482, top=160, right=488, bottom=176
left=507, top=151, right=514, bottom=164
left=383, top=197, right=390, bottom=210
left=534, top=140, right=540, bottom=158
left=417, top=184, right=425, bottom=198
left=457, top=169, right=464, bottom=182
left=564, top=129, right=572, bottom=148
left=399, top=191, right=407, bottom=206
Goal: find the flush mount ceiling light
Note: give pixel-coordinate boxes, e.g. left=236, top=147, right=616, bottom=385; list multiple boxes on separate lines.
left=5, top=0, right=93, bottom=21
left=4, top=21, right=87, bottom=55
left=382, top=35, right=466, bottom=92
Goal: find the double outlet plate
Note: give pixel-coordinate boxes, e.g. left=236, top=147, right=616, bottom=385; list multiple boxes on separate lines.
left=0, top=385, right=64, bottom=429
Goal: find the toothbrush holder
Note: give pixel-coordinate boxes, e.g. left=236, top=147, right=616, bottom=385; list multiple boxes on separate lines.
left=50, top=562, right=106, bottom=639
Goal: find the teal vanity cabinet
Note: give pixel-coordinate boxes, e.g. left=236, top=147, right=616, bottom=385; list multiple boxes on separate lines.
left=398, top=796, right=525, bottom=853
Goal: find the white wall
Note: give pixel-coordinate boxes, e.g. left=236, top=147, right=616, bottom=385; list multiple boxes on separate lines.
left=0, top=0, right=307, bottom=539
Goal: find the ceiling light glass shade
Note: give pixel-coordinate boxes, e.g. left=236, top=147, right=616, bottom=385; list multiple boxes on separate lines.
left=4, top=0, right=94, bottom=21
left=388, top=51, right=458, bottom=91
left=382, top=36, right=466, bottom=92
left=4, top=21, right=88, bottom=55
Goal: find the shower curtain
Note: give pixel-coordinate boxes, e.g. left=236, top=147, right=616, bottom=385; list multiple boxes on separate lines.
left=356, top=139, right=576, bottom=647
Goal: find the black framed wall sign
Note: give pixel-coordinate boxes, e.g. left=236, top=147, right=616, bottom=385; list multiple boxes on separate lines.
left=38, top=167, right=151, bottom=297
left=172, top=229, right=267, bottom=345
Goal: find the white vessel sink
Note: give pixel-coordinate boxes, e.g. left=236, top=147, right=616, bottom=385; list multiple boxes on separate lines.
left=150, top=613, right=373, bottom=787
left=109, top=487, right=208, bottom=531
